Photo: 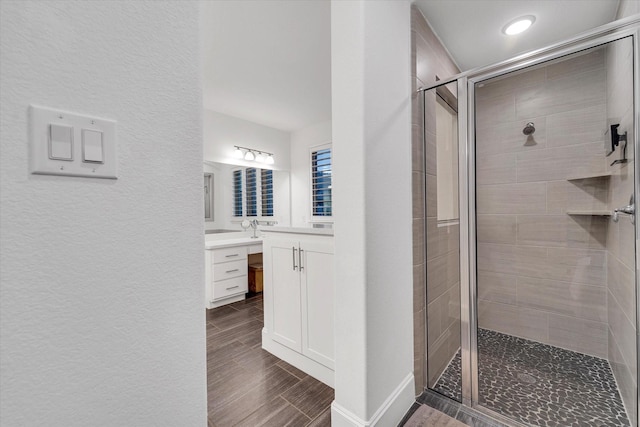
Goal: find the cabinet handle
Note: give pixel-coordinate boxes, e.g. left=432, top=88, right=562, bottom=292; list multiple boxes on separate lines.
left=225, top=285, right=240, bottom=290
left=225, top=269, right=239, bottom=273
left=292, top=247, right=298, bottom=271
left=225, top=254, right=239, bottom=258
left=299, top=248, right=304, bottom=272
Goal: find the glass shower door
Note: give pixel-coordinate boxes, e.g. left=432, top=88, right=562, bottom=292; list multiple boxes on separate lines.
left=423, top=80, right=463, bottom=403
left=473, top=36, right=637, bottom=426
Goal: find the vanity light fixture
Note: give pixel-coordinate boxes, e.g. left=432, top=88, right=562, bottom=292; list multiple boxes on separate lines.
left=502, top=15, right=535, bottom=36
left=233, top=145, right=274, bottom=165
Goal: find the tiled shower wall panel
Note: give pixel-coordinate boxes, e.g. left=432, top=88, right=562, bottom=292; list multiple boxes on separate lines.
left=605, top=35, right=637, bottom=426
left=411, top=6, right=459, bottom=394
left=475, top=49, right=610, bottom=359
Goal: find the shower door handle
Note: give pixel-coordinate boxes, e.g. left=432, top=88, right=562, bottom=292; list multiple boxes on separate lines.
left=613, top=194, right=635, bottom=224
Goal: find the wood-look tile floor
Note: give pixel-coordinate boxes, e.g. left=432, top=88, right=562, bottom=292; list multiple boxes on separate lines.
left=207, top=293, right=334, bottom=427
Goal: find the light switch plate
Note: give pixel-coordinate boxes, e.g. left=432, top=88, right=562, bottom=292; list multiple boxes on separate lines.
left=30, top=105, right=117, bottom=179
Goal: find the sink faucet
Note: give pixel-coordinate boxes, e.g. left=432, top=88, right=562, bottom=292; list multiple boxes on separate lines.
left=250, top=219, right=259, bottom=239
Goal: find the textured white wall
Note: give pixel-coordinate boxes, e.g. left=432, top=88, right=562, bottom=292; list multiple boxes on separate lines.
left=332, top=1, right=414, bottom=425
left=290, top=120, right=332, bottom=226
left=617, top=0, right=640, bottom=18
left=0, top=2, right=206, bottom=426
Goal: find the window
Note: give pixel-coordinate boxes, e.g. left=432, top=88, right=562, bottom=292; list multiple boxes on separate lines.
left=232, top=170, right=243, bottom=217
left=311, top=145, right=332, bottom=217
left=232, top=167, right=274, bottom=218
left=261, top=169, right=273, bottom=217
left=204, top=173, right=214, bottom=221
left=246, top=168, right=258, bottom=217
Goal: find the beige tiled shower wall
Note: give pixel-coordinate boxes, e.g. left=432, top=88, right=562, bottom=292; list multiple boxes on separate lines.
left=476, top=49, right=612, bottom=359
left=411, top=6, right=460, bottom=394
left=605, top=34, right=637, bottom=425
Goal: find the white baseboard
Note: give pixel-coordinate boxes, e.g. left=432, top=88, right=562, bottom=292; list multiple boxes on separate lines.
left=331, top=373, right=415, bottom=426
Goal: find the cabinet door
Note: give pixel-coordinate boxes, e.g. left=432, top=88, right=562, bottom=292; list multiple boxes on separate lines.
left=300, top=239, right=334, bottom=369
left=266, top=238, right=302, bottom=352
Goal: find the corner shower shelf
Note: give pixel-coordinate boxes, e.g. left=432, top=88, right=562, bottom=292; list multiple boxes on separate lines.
left=566, top=210, right=612, bottom=216
left=566, top=172, right=612, bottom=181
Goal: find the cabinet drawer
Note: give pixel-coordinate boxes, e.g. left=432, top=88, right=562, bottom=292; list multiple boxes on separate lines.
left=213, top=259, right=248, bottom=281
left=212, top=246, right=247, bottom=264
left=213, top=276, right=248, bottom=301
left=248, top=243, right=262, bottom=255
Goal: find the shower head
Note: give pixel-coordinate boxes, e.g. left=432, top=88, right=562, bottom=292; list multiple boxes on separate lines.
left=523, top=122, right=535, bottom=135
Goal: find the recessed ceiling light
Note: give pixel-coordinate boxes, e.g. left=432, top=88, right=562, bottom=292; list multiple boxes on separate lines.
left=502, top=15, right=535, bottom=36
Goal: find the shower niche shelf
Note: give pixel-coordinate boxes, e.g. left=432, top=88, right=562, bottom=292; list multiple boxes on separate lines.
left=565, top=171, right=612, bottom=216
left=566, top=210, right=611, bottom=216
left=566, top=171, right=612, bottom=181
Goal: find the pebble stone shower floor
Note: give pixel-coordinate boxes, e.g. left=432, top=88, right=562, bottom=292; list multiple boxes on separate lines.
left=433, top=329, right=631, bottom=427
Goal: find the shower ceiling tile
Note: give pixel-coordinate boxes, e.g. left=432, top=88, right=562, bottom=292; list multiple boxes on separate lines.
left=413, top=0, right=619, bottom=71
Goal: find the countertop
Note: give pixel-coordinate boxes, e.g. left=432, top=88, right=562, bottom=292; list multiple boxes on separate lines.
left=205, top=236, right=263, bottom=250
left=260, top=226, right=334, bottom=236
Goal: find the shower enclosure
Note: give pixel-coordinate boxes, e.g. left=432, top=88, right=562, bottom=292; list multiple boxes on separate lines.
left=420, top=17, right=640, bottom=427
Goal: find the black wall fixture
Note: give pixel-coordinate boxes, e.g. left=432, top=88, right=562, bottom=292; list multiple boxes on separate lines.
left=607, top=123, right=628, bottom=165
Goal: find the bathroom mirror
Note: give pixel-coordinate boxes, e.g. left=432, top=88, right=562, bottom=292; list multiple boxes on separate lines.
left=203, top=161, right=291, bottom=230
left=204, top=172, right=214, bottom=221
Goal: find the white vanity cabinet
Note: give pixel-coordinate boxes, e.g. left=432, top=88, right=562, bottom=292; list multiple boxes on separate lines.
left=261, top=229, right=334, bottom=386
left=205, top=240, right=262, bottom=309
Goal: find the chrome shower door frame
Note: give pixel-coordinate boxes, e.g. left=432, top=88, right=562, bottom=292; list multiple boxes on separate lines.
left=420, top=14, right=640, bottom=425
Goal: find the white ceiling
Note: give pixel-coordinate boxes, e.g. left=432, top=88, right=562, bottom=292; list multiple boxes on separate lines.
left=414, top=0, right=621, bottom=71
left=200, top=0, right=331, bottom=132
left=200, top=0, right=622, bottom=133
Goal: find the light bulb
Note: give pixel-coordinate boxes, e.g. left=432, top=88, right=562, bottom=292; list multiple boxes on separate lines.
left=502, top=16, right=535, bottom=36
left=233, top=147, right=243, bottom=159
left=255, top=152, right=265, bottom=163
left=244, top=150, right=255, bottom=161
left=265, top=155, right=274, bottom=165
